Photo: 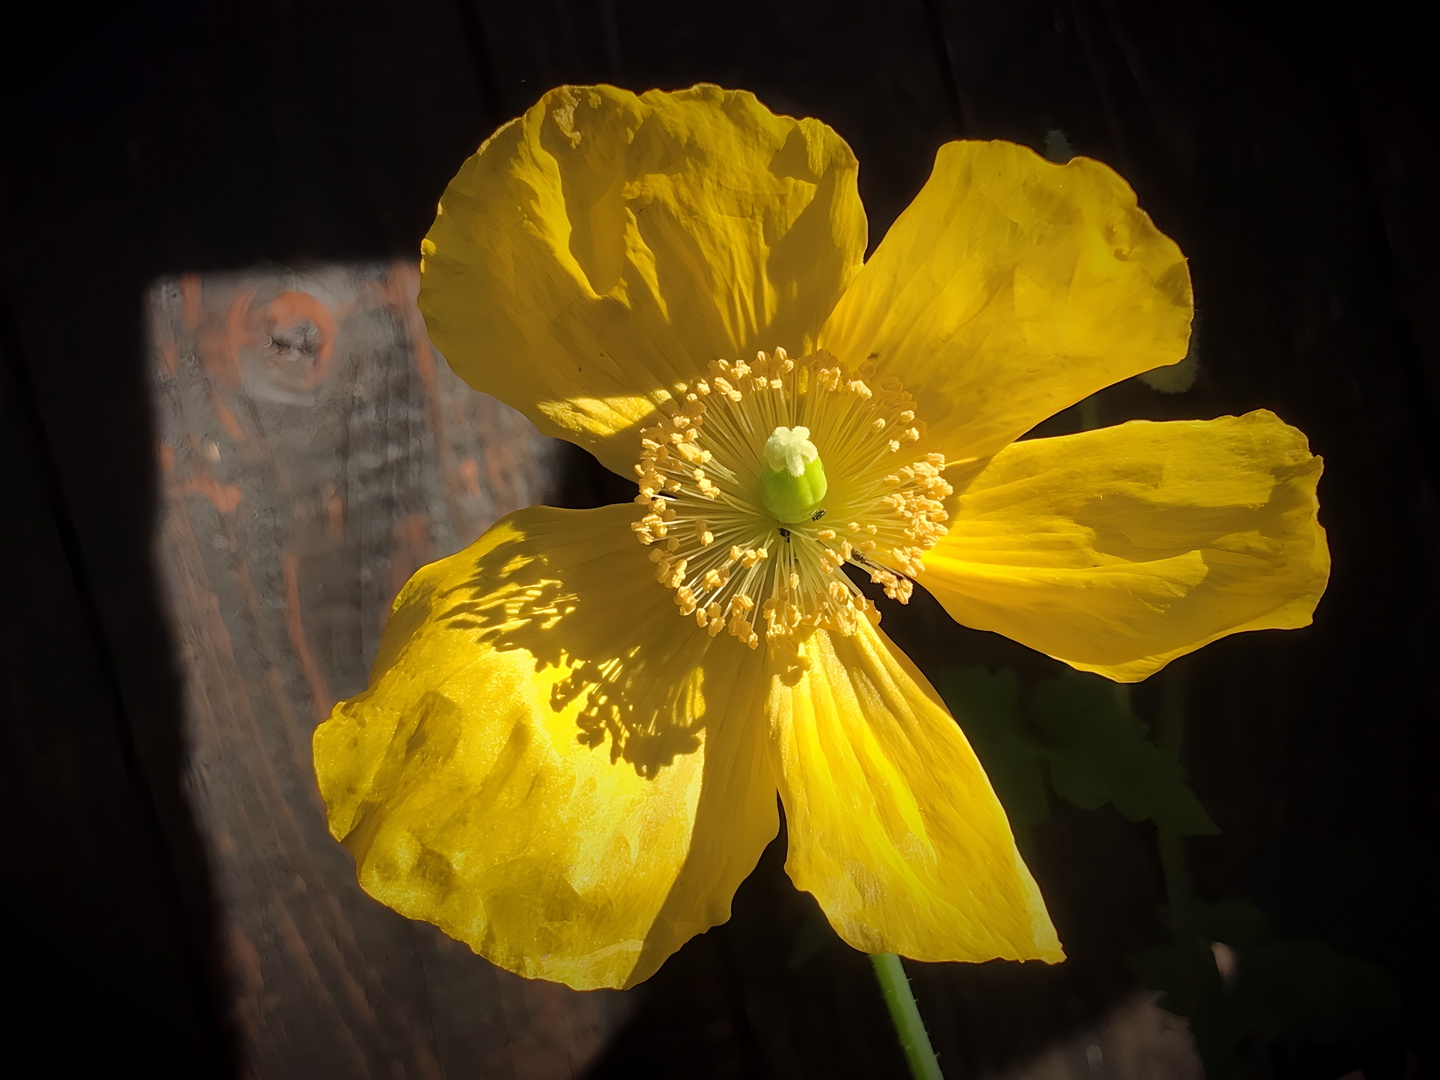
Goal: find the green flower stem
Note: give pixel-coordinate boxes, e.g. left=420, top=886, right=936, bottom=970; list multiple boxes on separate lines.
left=870, top=953, right=944, bottom=1080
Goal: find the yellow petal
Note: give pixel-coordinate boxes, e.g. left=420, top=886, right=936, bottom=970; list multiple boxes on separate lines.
left=819, top=140, right=1192, bottom=465
left=923, top=411, right=1330, bottom=681
left=765, top=621, right=1063, bottom=963
left=420, top=84, right=867, bottom=477
left=313, top=504, right=777, bottom=989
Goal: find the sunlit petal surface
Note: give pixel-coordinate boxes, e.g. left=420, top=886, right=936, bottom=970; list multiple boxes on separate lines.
left=765, top=619, right=1063, bottom=963
left=421, top=84, right=867, bottom=477
left=923, top=411, right=1329, bottom=681
left=820, top=140, right=1192, bottom=466
left=313, top=503, right=777, bottom=989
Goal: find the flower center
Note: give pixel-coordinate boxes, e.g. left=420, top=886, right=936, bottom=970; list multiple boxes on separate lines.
left=630, top=348, right=952, bottom=649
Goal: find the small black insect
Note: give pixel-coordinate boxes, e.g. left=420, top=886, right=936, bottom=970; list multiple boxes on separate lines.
left=811, top=508, right=827, bottom=521
left=778, top=527, right=791, bottom=542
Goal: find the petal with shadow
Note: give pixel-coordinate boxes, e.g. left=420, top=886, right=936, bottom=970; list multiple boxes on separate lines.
left=765, top=620, right=1063, bottom=963
left=313, top=503, right=776, bottom=989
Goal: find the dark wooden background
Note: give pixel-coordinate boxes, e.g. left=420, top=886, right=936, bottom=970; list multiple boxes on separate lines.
left=1, top=3, right=1434, bottom=1078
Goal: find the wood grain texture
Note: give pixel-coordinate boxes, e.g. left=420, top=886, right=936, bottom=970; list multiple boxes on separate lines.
left=147, top=263, right=628, bottom=1078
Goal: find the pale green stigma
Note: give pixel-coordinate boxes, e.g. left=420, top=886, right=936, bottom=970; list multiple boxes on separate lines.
left=759, top=425, right=827, bottom=524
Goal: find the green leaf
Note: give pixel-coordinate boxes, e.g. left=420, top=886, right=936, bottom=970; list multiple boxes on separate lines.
left=786, top=908, right=833, bottom=970
left=1178, top=898, right=1270, bottom=951
left=1234, top=940, right=1400, bottom=1048
left=936, top=667, right=1050, bottom=827
left=1029, top=672, right=1218, bottom=836
left=1133, top=930, right=1400, bottom=1076
left=1130, top=938, right=1223, bottom=1007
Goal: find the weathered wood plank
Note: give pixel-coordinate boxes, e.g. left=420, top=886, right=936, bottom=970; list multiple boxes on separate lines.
left=0, top=2, right=515, bottom=1071
left=148, top=263, right=628, bottom=1078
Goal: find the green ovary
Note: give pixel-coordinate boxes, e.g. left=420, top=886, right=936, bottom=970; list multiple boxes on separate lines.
left=759, top=425, right=828, bottom=523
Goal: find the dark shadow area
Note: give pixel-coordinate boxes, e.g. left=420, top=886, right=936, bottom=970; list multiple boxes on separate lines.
left=1, top=1, right=1434, bottom=1077
left=0, top=285, right=233, bottom=1072
left=438, top=521, right=708, bottom=773
left=553, top=440, right=638, bottom=509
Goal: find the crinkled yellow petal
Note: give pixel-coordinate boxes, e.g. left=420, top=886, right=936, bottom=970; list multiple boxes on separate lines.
left=313, top=504, right=777, bottom=989
left=420, top=84, right=867, bottom=477
left=923, top=411, right=1330, bottom=682
left=819, top=140, right=1192, bottom=466
left=765, top=621, right=1063, bottom=963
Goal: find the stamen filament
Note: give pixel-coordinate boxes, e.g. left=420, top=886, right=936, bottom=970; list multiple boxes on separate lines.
left=632, top=349, right=952, bottom=648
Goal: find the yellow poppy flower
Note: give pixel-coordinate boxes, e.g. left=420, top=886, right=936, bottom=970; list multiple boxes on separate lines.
left=312, top=85, right=1329, bottom=990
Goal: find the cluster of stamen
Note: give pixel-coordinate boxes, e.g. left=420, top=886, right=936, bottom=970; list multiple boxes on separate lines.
left=630, top=348, right=952, bottom=649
